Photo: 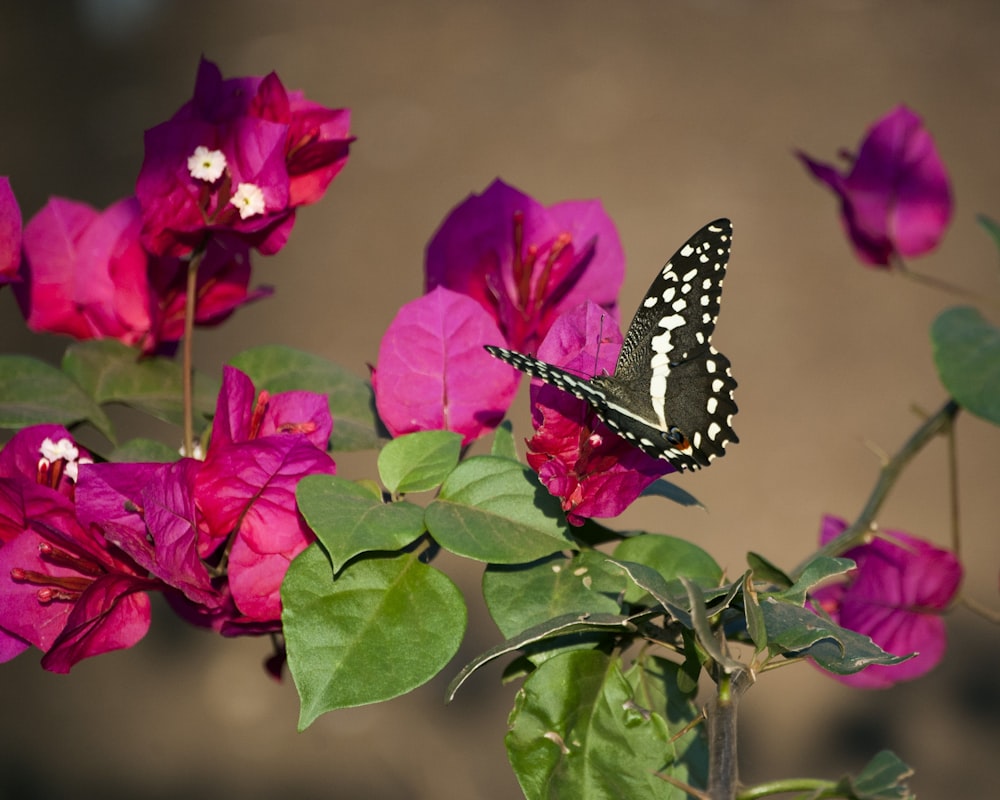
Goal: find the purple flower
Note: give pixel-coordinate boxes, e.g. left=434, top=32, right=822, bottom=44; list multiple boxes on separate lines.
left=136, top=58, right=352, bottom=258
left=425, top=179, right=624, bottom=353
left=798, top=105, right=952, bottom=267
left=75, top=459, right=219, bottom=609
left=522, top=303, right=672, bottom=525
left=372, top=287, right=520, bottom=444
left=811, top=515, right=963, bottom=688
left=0, top=177, right=22, bottom=285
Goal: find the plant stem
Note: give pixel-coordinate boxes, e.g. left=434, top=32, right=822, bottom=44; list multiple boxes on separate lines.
left=182, top=249, right=205, bottom=456
left=946, top=414, right=961, bottom=555
left=793, top=398, right=960, bottom=577
left=706, top=667, right=751, bottom=800
left=736, top=777, right=837, bottom=799
left=892, top=254, right=1000, bottom=309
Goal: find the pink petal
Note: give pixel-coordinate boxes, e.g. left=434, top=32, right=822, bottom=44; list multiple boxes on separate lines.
left=40, top=574, right=152, bottom=673
left=425, top=179, right=623, bottom=352
left=812, top=514, right=962, bottom=688
left=0, top=177, right=22, bottom=283
left=373, top=286, right=519, bottom=444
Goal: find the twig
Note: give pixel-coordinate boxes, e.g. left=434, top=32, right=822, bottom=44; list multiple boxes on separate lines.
left=793, top=399, right=960, bottom=576
left=182, top=248, right=206, bottom=456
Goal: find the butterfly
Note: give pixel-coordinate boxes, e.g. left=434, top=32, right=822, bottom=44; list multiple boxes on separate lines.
left=485, top=218, right=738, bottom=472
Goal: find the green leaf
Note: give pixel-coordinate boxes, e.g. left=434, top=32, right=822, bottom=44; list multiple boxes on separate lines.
left=570, top=518, right=630, bottom=547
left=607, top=558, right=694, bottom=627
left=425, top=455, right=573, bottom=563
left=931, top=306, right=1000, bottom=425
left=297, top=474, right=425, bottom=572
left=230, top=345, right=382, bottom=450
left=62, top=340, right=218, bottom=431
left=107, top=438, right=181, bottom=463
left=775, top=555, right=854, bottom=606
left=623, top=656, right=708, bottom=789
left=639, top=478, right=703, bottom=508
left=0, top=355, right=114, bottom=441
left=760, top=596, right=910, bottom=674
left=680, top=575, right=743, bottom=675
left=614, top=534, right=723, bottom=606
left=376, top=429, right=462, bottom=494
left=506, top=650, right=701, bottom=800
left=283, top=545, right=466, bottom=729
left=746, top=551, right=793, bottom=589
left=977, top=213, right=1000, bottom=256
left=835, top=750, right=915, bottom=800
left=490, top=420, right=517, bottom=460
left=483, top=551, right=628, bottom=663
left=447, top=612, right=633, bottom=702
left=743, top=571, right=767, bottom=654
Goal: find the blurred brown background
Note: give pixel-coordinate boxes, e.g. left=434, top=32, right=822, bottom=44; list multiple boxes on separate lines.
left=1, top=1, right=998, bottom=797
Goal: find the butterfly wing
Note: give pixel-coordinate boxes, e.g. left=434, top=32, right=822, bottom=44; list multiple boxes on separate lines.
left=592, top=219, right=736, bottom=469
left=483, top=345, right=609, bottom=405
left=485, top=218, right=738, bottom=472
left=615, top=218, right=732, bottom=383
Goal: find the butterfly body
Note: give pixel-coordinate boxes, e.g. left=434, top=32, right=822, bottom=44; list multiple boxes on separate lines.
left=485, top=218, right=738, bottom=472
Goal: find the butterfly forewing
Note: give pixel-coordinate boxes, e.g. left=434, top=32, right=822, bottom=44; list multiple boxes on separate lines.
left=615, top=218, right=731, bottom=383
left=485, top=219, right=738, bottom=472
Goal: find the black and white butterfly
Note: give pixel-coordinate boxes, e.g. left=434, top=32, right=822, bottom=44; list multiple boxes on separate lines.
left=485, top=219, right=738, bottom=472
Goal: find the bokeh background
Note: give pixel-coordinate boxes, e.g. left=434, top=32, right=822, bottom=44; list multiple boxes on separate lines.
left=1, top=1, right=998, bottom=797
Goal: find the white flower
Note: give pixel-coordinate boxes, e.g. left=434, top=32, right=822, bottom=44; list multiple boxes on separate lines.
left=188, top=146, right=227, bottom=182
left=39, top=437, right=79, bottom=464
left=64, top=457, right=92, bottom=483
left=230, top=182, right=266, bottom=219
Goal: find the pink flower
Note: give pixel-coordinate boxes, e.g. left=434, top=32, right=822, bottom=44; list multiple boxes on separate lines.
left=811, top=515, right=963, bottom=688
left=136, top=57, right=352, bottom=257
left=14, top=196, right=268, bottom=352
left=372, top=287, right=519, bottom=444
left=522, top=303, right=672, bottom=525
left=426, top=179, right=624, bottom=353
left=194, top=367, right=336, bottom=622
left=798, top=105, right=952, bottom=267
left=0, top=427, right=159, bottom=673
left=0, top=177, right=22, bottom=284
left=16, top=197, right=153, bottom=346
left=148, top=233, right=273, bottom=350
left=208, top=366, right=332, bottom=452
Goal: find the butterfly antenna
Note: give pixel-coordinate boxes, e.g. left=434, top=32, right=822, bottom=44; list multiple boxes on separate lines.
left=592, top=314, right=606, bottom=377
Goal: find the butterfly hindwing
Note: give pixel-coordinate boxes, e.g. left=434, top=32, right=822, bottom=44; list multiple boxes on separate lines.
left=486, top=219, right=738, bottom=472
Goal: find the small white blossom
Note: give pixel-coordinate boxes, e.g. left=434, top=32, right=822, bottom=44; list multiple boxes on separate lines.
left=188, top=146, right=227, bottom=182
left=230, top=182, right=266, bottom=219
left=64, top=456, right=92, bottom=483
left=40, top=437, right=79, bottom=464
